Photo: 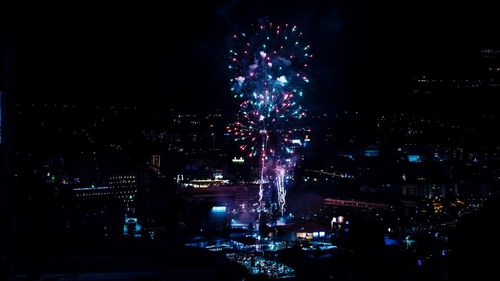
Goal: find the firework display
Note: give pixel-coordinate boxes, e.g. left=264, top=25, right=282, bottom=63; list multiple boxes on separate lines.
left=227, top=21, right=311, bottom=216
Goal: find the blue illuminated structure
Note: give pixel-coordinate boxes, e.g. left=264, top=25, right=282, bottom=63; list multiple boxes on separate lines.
left=123, top=216, right=142, bottom=238
left=186, top=238, right=296, bottom=278
left=384, top=235, right=400, bottom=246
left=408, top=155, right=422, bottom=162
left=364, top=145, right=380, bottom=157
left=211, top=206, right=227, bottom=213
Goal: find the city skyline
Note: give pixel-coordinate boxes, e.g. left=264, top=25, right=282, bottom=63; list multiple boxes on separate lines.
left=2, top=1, right=500, bottom=281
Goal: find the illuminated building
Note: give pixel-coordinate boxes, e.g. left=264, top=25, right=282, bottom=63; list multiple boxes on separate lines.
left=208, top=205, right=227, bottom=232
left=211, top=206, right=227, bottom=213
left=123, top=215, right=142, bottom=238
left=192, top=184, right=267, bottom=211
left=231, top=156, right=245, bottom=164
left=324, top=198, right=391, bottom=210
left=108, top=174, right=138, bottom=202
left=408, top=155, right=422, bottom=163
left=188, top=179, right=226, bottom=188
left=74, top=174, right=137, bottom=204
left=280, top=221, right=330, bottom=241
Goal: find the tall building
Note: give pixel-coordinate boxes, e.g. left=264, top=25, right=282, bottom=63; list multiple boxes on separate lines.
left=108, top=173, right=138, bottom=203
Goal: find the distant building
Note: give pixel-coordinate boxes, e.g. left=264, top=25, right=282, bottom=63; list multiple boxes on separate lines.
left=151, top=155, right=160, bottom=170
left=74, top=173, right=137, bottom=204
left=191, top=184, right=266, bottom=212
left=480, top=49, right=500, bottom=89
left=108, top=173, right=138, bottom=202
left=123, top=215, right=142, bottom=238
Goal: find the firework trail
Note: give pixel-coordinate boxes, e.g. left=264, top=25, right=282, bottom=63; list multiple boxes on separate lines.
left=227, top=20, right=311, bottom=215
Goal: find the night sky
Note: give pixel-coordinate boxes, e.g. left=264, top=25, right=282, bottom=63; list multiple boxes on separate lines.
left=3, top=0, right=500, bottom=112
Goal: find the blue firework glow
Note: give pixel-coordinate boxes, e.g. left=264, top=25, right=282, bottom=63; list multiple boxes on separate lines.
left=227, top=21, right=311, bottom=214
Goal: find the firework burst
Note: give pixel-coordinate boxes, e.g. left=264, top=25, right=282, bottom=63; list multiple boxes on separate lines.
left=227, top=21, right=311, bottom=215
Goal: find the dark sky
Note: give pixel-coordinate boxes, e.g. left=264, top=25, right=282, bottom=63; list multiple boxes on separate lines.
left=2, top=0, right=500, bottom=112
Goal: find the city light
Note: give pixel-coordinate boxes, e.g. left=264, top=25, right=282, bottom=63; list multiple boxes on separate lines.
left=231, top=156, right=245, bottom=164
left=3, top=4, right=498, bottom=280
left=211, top=206, right=227, bottom=213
